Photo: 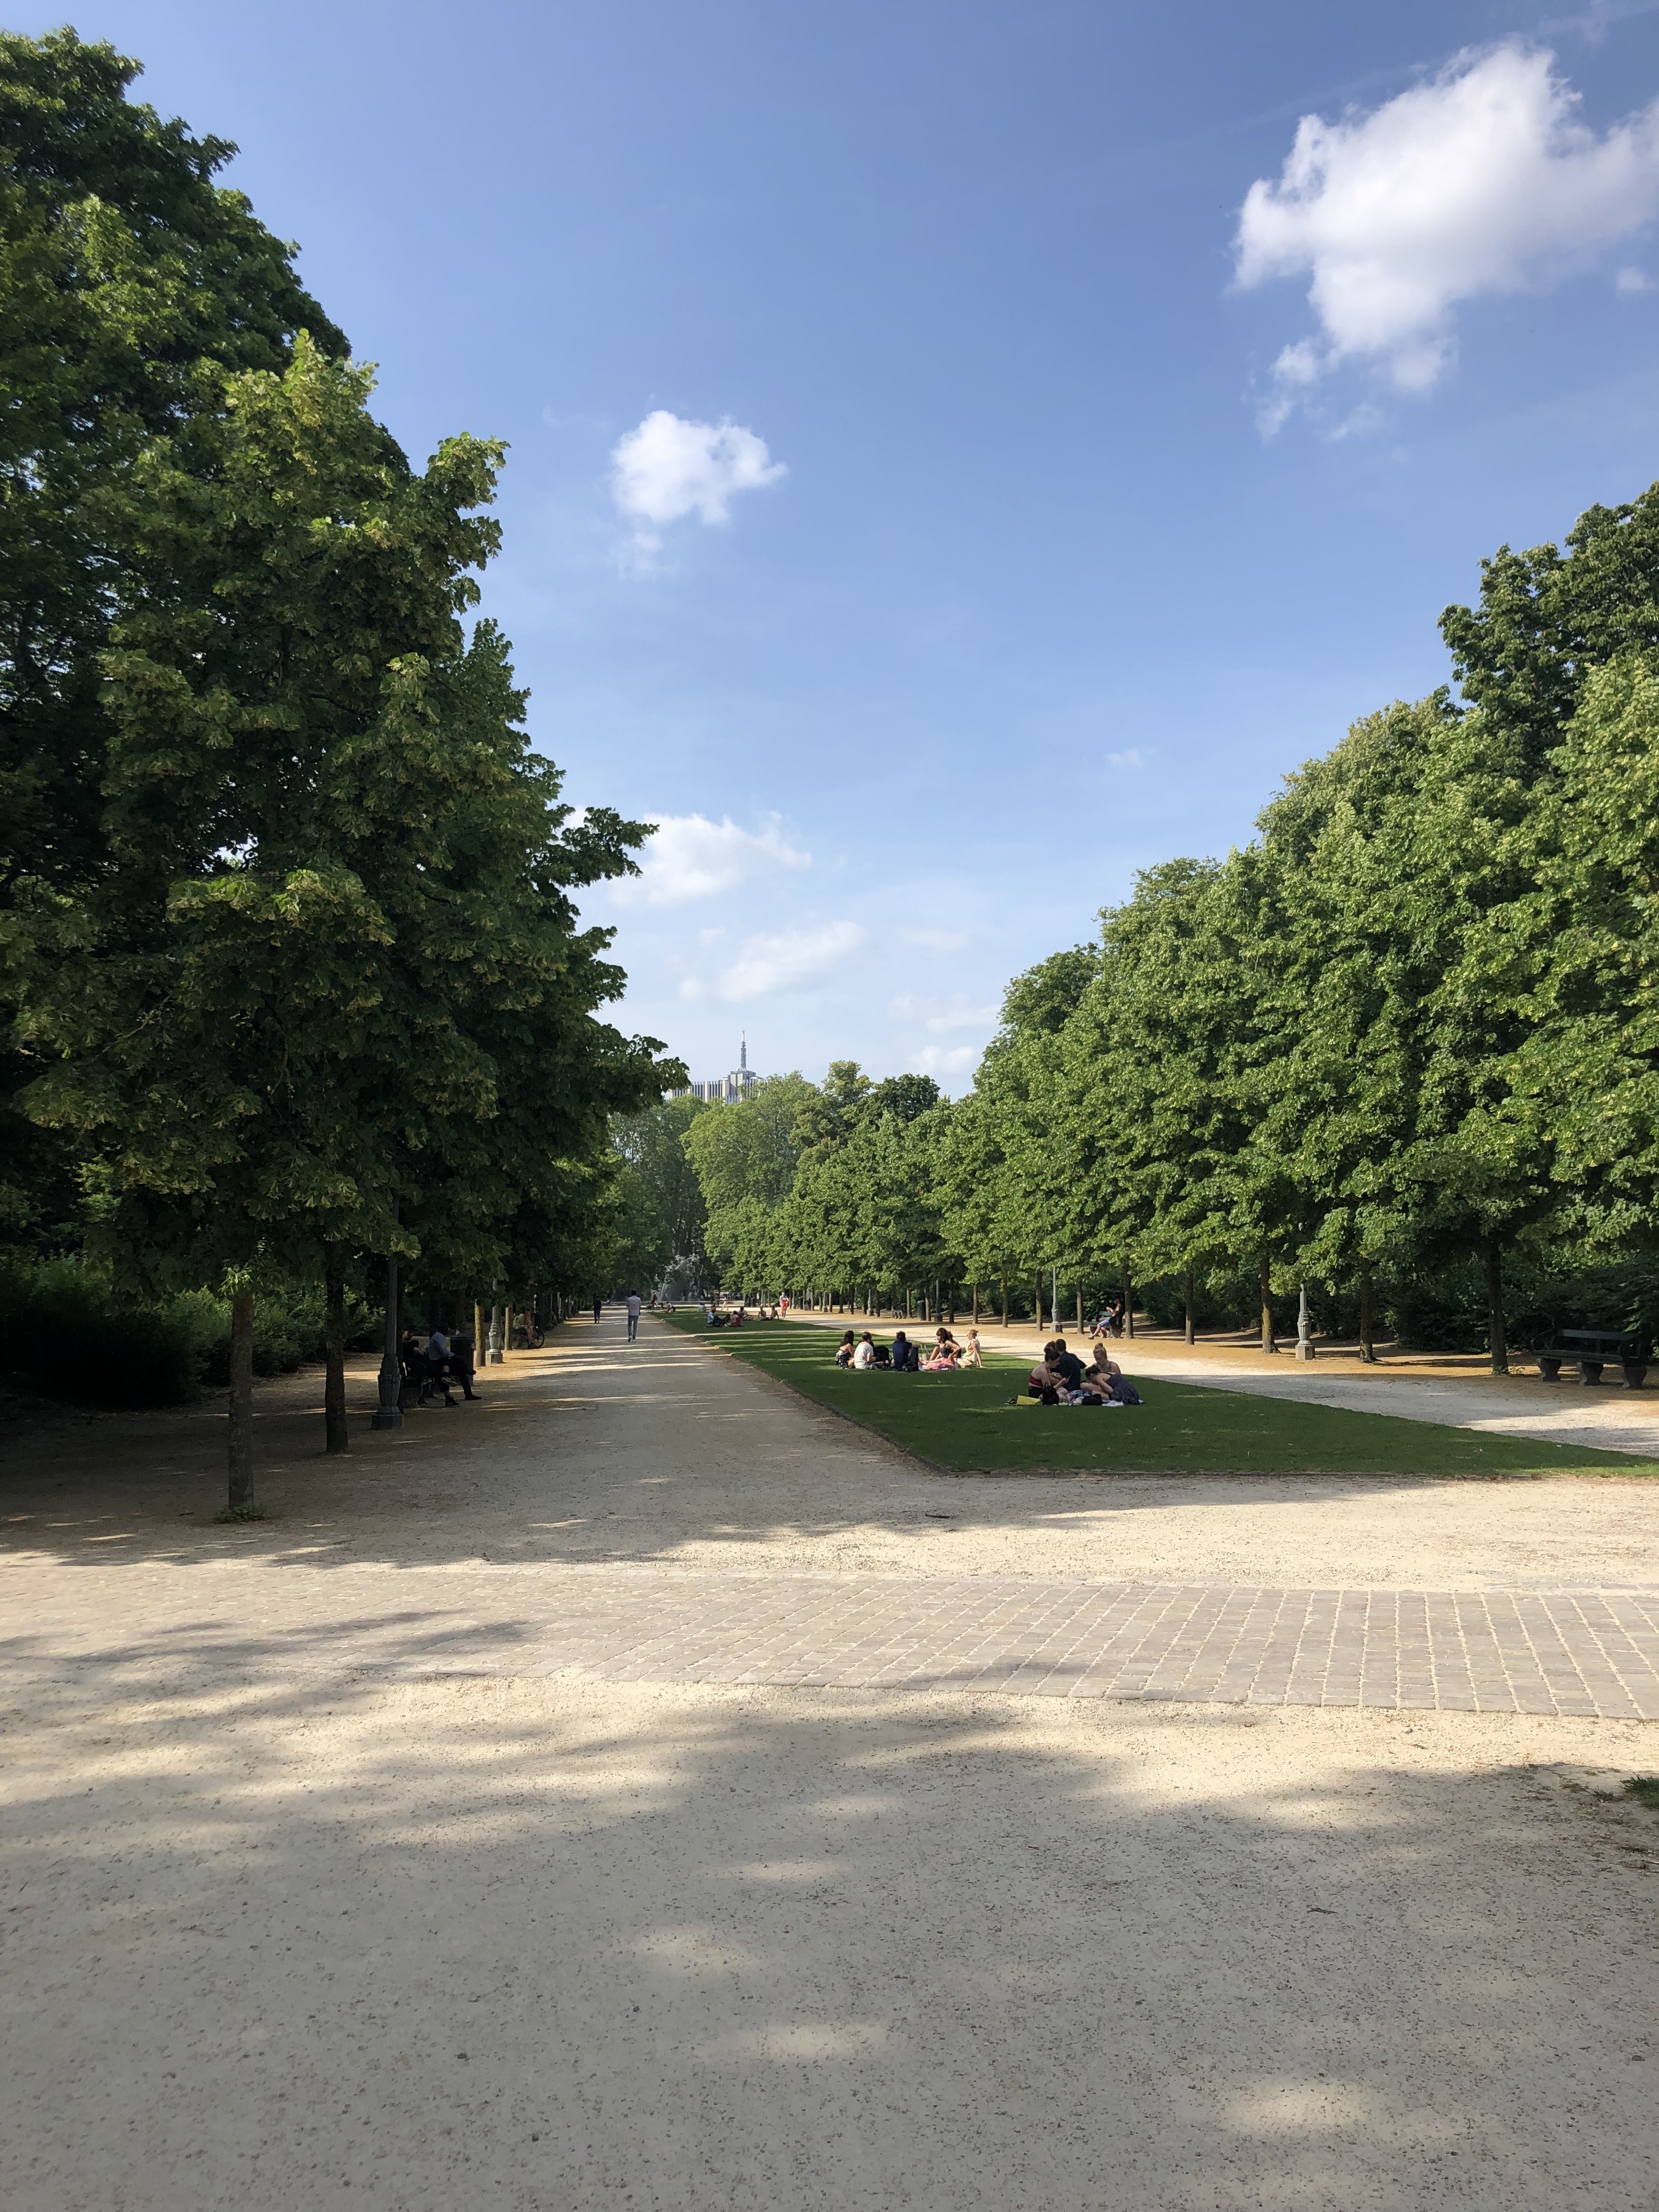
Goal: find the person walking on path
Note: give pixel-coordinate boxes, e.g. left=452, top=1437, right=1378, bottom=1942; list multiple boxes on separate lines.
left=626, top=1291, right=641, bottom=1342
left=592, top=1296, right=602, bottom=1326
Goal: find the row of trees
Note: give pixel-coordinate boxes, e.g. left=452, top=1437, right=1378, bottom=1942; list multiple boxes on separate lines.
left=1, top=35, right=676, bottom=1501
left=622, top=474, right=1659, bottom=1369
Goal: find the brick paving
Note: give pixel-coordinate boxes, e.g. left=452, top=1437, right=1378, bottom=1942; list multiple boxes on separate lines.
left=8, top=1564, right=1658, bottom=1716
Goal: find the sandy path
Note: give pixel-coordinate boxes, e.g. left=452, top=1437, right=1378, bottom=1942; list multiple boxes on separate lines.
left=4, top=1313, right=1658, bottom=2210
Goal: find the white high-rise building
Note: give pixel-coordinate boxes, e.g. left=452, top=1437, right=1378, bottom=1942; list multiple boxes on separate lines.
left=669, top=1035, right=761, bottom=1103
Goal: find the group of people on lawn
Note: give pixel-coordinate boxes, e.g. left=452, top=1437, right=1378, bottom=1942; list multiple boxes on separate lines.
left=1026, top=1336, right=1142, bottom=1406
left=835, top=1325, right=983, bottom=1372
left=828, top=1324, right=1139, bottom=1404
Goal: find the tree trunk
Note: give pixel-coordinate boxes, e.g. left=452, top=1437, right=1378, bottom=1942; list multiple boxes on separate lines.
left=1121, top=1265, right=1135, bottom=1340
left=1076, top=1285, right=1085, bottom=1331
left=227, top=1285, right=256, bottom=1511
left=972, top=1283, right=980, bottom=1324
left=324, top=1243, right=349, bottom=1455
left=1358, top=1256, right=1375, bottom=1364
left=1000, top=1277, right=1008, bottom=1328
left=1184, top=1266, right=1195, bottom=1346
left=1484, top=1234, right=1509, bottom=1376
left=1260, top=1253, right=1277, bottom=1353
left=1034, top=1275, right=1043, bottom=1333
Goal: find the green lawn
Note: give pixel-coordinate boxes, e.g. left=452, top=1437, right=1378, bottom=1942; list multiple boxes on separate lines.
left=662, top=1313, right=1659, bottom=1479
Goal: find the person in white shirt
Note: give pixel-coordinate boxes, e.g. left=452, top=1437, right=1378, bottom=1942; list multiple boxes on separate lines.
left=625, top=1291, right=642, bottom=1342
left=851, top=1333, right=876, bottom=1370
left=420, top=1329, right=455, bottom=1407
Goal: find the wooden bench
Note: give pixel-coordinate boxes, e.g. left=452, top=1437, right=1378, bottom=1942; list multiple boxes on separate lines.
left=1535, top=1327, right=1650, bottom=1389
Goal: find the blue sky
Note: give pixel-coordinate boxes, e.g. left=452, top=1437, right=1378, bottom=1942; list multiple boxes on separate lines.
left=30, top=1, right=1659, bottom=1088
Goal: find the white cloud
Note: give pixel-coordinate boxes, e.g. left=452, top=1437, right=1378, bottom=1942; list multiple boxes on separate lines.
left=678, top=976, right=706, bottom=1002
left=611, top=409, right=786, bottom=560
left=1105, top=747, right=1144, bottom=770
left=718, top=921, right=867, bottom=1001
left=1617, top=264, right=1654, bottom=292
left=912, top=1043, right=979, bottom=1077
left=1235, top=46, right=1659, bottom=420
left=612, top=814, right=811, bottom=907
left=890, top=991, right=1000, bottom=1034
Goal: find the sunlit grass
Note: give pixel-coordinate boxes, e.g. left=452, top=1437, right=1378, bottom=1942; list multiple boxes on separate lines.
left=662, top=1313, right=1659, bottom=1479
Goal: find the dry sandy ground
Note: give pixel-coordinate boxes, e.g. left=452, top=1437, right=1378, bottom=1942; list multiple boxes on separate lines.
left=7, top=1319, right=1659, bottom=1590
left=4, top=1317, right=1658, bottom=2211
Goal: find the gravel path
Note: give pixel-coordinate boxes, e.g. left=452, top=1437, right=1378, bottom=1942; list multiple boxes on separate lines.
left=4, top=1312, right=1657, bottom=2210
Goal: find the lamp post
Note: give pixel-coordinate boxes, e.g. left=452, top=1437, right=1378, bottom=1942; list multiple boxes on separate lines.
left=372, top=1200, right=403, bottom=1430
left=1295, top=1281, right=1317, bottom=1363
left=487, top=1284, right=503, bottom=1365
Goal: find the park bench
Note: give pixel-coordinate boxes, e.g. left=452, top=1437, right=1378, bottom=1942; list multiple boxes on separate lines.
left=1534, top=1326, right=1650, bottom=1388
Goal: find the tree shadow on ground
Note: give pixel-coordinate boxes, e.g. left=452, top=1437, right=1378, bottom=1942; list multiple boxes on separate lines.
left=5, top=1327, right=1654, bottom=1580
left=4, top=1646, right=1655, bottom=2210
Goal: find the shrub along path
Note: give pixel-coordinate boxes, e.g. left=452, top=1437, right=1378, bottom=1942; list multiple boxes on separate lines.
left=666, top=1313, right=1659, bottom=1479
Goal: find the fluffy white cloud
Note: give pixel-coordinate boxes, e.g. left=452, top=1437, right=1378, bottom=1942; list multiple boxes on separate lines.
left=611, top=410, right=786, bottom=556
left=1236, top=47, right=1659, bottom=417
left=611, top=814, right=811, bottom=907
left=912, top=1043, right=979, bottom=1078
left=717, top=921, right=867, bottom=1001
left=1106, top=747, right=1143, bottom=770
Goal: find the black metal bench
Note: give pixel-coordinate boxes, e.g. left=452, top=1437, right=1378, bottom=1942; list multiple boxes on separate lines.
left=1535, top=1327, right=1650, bottom=1388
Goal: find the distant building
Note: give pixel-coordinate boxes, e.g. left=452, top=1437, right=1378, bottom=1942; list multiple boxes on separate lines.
left=669, top=1035, right=761, bottom=1104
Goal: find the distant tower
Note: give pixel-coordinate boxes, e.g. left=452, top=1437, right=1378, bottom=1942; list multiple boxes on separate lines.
left=740, top=1034, right=748, bottom=1072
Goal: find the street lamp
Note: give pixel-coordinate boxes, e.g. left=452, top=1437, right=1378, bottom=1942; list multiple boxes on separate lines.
left=1295, top=1281, right=1317, bottom=1363
left=372, top=1199, right=404, bottom=1430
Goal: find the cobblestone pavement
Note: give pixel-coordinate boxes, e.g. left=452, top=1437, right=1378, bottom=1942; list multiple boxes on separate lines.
left=10, top=1561, right=1658, bottom=1717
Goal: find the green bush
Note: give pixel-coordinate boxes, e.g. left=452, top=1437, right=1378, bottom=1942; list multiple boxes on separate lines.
left=0, top=1257, right=218, bottom=1407
left=0, top=1259, right=380, bottom=1408
left=198, top=1284, right=377, bottom=1385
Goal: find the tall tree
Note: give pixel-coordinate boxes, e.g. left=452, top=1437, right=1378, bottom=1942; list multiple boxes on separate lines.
left=21, top=338, right=669, bottom=1500
left=0, top=28, right=347, bottom=1248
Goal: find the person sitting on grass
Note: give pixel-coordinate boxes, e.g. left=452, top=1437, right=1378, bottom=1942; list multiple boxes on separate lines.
left=1087, top=1342, right=1120, bottom=1389
left=835, top=1330, right=856, bottom=1367
left=923, top=1330, right=960, bottom=1372
left=1026, top=1351, right=1066, bottom=1403
left=960, top=1329, right=983, bottom=1369
left=1082, top=1340, right=1143, bottom=1404
left=891, top=1330, right=919, bottom=1372
left=853, top=1331, right=876, bottom=1370
left=727, top=1305, right=744, bottom=1329
left=1048, top=1337, right=1085, bottom=1390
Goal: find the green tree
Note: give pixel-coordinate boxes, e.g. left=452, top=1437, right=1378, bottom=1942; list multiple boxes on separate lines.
left=0, top=28, right=348, bottom=1248
left=21, top=338, right=668, bottom=1497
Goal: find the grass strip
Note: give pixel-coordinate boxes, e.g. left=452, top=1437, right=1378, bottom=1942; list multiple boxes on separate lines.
left=662, top=1313, right=1659, bottom=1479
